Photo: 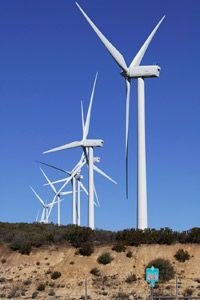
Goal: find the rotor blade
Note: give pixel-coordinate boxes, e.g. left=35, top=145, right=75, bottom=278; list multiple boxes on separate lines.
left=83, top=73, right=98, bottom=140
left=44, top=177, right=68, bottom=186
left=81, top=100, right=85, bottom=137
left=43, top=141, right=82, bottom=154
left=129, top=16, right=165, bottom=70
left=56, top=160, right=86, bottom=197
left=71, top=152, right=85, bottom=173
left=47, top=194, right=57, bottom=218
left=79, top=181, right=88, bottom=196
left=94, top=184, right=100, bottom=207
left=76, top=2, right=128, bottom=73
left=40, top=168, right=57, bottom=194
left=60, top=191, right=73, bottom=196
left=93, top=165, right=117, bottom=185
left=36, top=160, right=71, bottom=175
left=30, top=186, right=45, bottom=207
left=125, top=78, right=131, bottom=198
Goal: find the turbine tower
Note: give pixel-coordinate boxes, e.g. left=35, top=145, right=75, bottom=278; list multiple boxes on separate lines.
left=43, top=74, right=116, bottom=229
left=76, top=3, right=164, bottom=229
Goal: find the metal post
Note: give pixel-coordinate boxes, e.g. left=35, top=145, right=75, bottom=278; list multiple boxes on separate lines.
left=77, top=180, right=81, bottom=226
left=88, top=147, right=94, bottom=229
left=85, top=278, right=88, bottom=300
left=58, top=195, right=60, bottom=226
left=137, top=77, right=148, bottom=229
left=72, top=177, right=76, bottom=225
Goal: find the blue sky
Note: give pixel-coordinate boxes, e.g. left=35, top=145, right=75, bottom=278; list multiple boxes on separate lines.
left=0, top=0, right=200, bottom=231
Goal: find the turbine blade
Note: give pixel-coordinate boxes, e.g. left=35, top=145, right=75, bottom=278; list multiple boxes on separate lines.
left=129, top=16, right=165, bottom=69
left=36, top=160, right=70, bottom=175
left=125, top=78, right=131, bottom=198
left=44, top=177, right=67, bottom=186
left=93, top=165, right=117, bottom=185
left=94, top=184, right=100, bottom=207
left=40, top=168, right=57, bottom=194
left=76, top=2, right=128, bottom=73
left=57, top=160, right=86, bottom=197
left=79, top=181, right=88, bottom=196
left=81, top=100, right=85, bottom=137
left=30, top=186, right=45, bottom=207
left=83, top=73, right=98, bottom=140
left=60, top=191, right=73, bottom=196
left=47, top=194, right=57, bottom=218
left=43, top=141, right=82, bottom=154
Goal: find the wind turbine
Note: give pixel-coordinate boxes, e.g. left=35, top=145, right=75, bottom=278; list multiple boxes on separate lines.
left=40, top=168, right=72, bottom=226
left=76, top=3, right=165, bottom=230
left=43, top=73, right=116, bottom=229
left=37, top=161, right=90, bottom=226
left=30, top=186, right=56, bottom=224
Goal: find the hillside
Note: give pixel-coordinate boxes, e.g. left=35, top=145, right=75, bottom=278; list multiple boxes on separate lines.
left=0, top=243, right=200, bottom=299
left=0, top=223, right=200, bottom=299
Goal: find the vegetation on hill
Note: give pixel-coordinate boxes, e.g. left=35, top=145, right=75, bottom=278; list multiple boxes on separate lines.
left=0, top=222, right=199, bottom=255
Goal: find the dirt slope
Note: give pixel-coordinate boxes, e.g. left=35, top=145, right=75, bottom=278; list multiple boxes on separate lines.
left=0, top=244, right=200, bottom=299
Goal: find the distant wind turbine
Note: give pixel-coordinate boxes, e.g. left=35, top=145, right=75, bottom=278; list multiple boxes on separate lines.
left=40, top=168, right=72, bottom=226
left=43, top=73, right=116, bottom=229
left=76, top=3, right=165, bottom=229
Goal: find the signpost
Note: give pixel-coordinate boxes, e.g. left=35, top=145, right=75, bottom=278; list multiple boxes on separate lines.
left=146, top=266, right=159, bottom=300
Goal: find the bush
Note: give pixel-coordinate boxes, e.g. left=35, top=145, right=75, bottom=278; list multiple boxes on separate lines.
left=23, top=279, right=32, bottom=285
left=32, top=291, right=38, bottom=298
left=174, top=249, right=190, bottom=262
left=37, top=283, right=45, bottom=291
left=126, top=251, right=133, bottom=258
left=1, top=258, right=6, bottom=264
left=97, top=252, right=113, bottom=265
left=10, top=233, right=32, bottom=255
left=146, top=258, right=175, bottom=282
left=184, top=288, right=193, bottom=296
left=112, top=243, right=126, bottom=252
left=90, top=267, right=101, bottom=277
left=125, top=273, right=137, bottom=283
left=78, top=242, right=94, bottom=256
left=48, top=289, right=55, bottom=296
left=51, top=271, right=61, bottom=280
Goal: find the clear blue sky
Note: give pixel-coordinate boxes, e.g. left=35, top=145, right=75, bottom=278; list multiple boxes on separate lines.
left=0, top=0, right=200, bottom=231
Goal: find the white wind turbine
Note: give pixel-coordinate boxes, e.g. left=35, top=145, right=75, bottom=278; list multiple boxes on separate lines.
left=76, top=3, right=165, bottom=230
left=30, top=186, right=57, bottom=224
left=43, top=73, right=116, bottom=229
left=37, top=161, right=90, bottom=226
left=40, top=168, right=72, bottom=226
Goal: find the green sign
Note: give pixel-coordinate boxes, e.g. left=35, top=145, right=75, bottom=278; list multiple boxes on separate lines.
left=146, top=266, right=159, bottom=287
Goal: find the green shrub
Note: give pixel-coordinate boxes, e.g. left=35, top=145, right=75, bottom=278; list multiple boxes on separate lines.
left=146, top=258, right=175, bottom=282
left=125, top=273, right=137, bottom=283
left=1, top=258, right=6, bottom=264
left=97, top=252, right=113, bottom=265
left=112, top=243, right=126, bottom=252
left=90, top=267, right=101, bottom=277
left=51, top=271, right=61, bottom=280
left=174, top=249, right=190, bottom=262
left=126, top=250, right=133, bottom=258
left=37, top=283, right=45, bottom=291
left=78, top=242, right=94, bottom=256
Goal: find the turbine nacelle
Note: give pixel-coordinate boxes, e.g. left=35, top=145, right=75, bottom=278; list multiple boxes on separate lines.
left=82, top=139, right=104, bottom=147
left=121, top=65, right=161, bottom=79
